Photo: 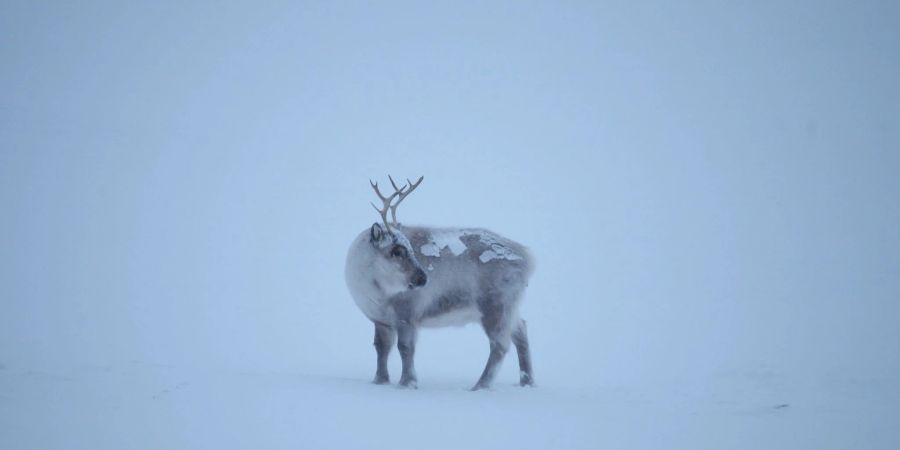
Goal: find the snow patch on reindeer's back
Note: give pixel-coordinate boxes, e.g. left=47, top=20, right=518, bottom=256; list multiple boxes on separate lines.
left=479, top=246, right=523, bottom=263
left=402, top=225, right=533, bottom=273
left=475, top=232, right=525, bottom=263
left=419, top=229, right=468, bottom=257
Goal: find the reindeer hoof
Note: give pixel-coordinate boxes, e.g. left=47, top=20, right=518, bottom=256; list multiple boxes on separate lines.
left=470, top=383, right=489, bottom=391
left=398, top=378, right=418, bottom=389
left=519, top=372, right=534, bottom=387
left=372, top=375, right=390, bottom=385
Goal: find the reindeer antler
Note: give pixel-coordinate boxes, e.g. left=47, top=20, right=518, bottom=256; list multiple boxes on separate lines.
left=370, top=179, right=403, bottom=230
left=369, top=175, right=424, bottom=230
left=388, top=175, right=424, bottom=225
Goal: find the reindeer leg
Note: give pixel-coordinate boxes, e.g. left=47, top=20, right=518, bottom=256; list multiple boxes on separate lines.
left=372, top=322, right=395, bottom=384
left=511, top=319, right=534, bottom=386
left=396, top=321, right=418, bottom=389
left=472, top=300, right=512, bottom=391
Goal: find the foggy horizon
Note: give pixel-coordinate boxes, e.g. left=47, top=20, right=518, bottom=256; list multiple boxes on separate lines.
left=2, top=1, right=898, bottom=449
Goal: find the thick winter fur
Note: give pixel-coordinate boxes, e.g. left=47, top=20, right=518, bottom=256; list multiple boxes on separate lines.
left=345, top=222, right=535, bottom=390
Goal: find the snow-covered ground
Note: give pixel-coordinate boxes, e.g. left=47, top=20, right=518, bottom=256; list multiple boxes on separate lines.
left=2, top=360, right=898, bottom=449
left=2, top=2, right=899, bottom=449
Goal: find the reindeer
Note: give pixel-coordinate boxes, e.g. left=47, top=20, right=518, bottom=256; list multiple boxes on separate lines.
left=345, top=176, right=535, bottom=390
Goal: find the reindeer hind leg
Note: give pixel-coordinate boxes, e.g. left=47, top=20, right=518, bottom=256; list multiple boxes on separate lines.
left=511, top=319, right=534, bottom=386
left=472, top=300, right=513, bottom=391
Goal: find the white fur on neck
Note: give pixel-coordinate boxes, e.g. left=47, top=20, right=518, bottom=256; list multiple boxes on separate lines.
left=345, top=230, right=406, bottom=322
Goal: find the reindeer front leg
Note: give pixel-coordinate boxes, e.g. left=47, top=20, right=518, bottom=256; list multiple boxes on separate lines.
left=372, top=321, right=395, bottom=384
left=396, top=320, right=419, bottom=388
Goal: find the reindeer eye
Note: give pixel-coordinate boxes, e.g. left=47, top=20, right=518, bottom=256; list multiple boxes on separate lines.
left=390, top=246, right=407, bottom=258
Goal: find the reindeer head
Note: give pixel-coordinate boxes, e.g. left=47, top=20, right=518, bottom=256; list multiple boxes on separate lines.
left=363, top=176, right=427, bottom=293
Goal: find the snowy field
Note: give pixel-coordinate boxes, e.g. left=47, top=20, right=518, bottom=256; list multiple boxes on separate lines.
left=3, top=362, right=898, bottom=449
left=2, top=2, right=899, bottom=449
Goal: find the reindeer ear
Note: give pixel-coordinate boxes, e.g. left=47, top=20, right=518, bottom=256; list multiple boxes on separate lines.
left=370, top=222, right=385, bottom=243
